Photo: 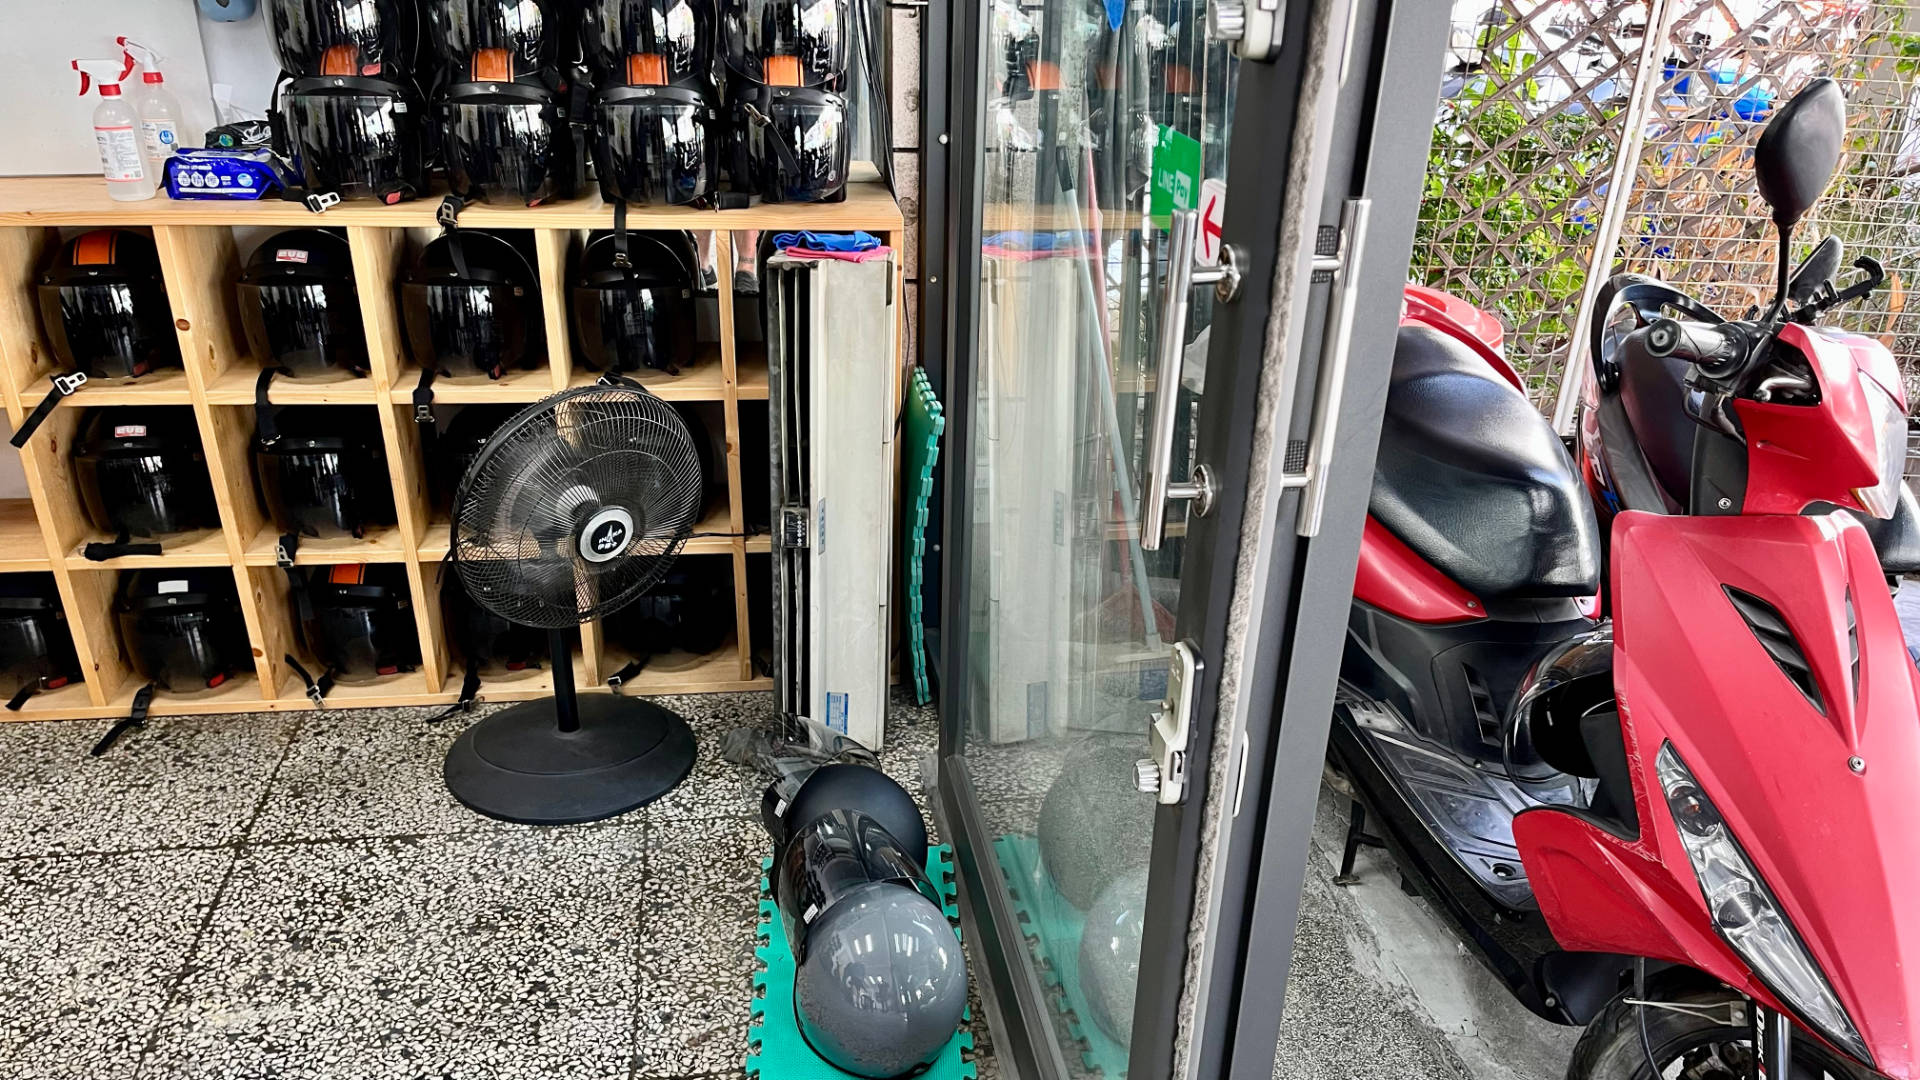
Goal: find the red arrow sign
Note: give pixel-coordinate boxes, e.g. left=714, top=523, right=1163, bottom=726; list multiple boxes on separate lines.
left=1197, top=179, right=1227, bottom=267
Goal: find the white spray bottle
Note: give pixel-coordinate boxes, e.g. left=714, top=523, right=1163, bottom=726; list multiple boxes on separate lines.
left=117, top=37, right=184, bottom=171
left=72, top=56, right=155, bottom=201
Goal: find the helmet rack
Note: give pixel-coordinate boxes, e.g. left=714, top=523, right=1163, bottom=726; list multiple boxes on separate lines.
left=0, top=173, right=905, bottom=721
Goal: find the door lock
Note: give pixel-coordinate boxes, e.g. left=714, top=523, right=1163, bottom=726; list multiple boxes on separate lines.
left=1137, top=641, right=1202, bottom=805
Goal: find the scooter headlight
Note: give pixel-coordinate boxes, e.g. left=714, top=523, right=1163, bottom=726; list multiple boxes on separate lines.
left=1851, top=383, right=1907, bottom=520
left=1657, top=743, right=1872, bottom=1067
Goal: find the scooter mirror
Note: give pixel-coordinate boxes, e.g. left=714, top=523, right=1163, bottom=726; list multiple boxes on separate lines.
left=1753, top=78, right=1845, bottom=229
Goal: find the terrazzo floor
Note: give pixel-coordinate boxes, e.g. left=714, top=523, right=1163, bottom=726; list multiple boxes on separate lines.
left=0, top=690, right=977, bottom=1080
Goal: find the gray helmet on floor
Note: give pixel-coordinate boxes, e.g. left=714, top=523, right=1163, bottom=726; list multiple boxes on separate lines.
left=1036, top=741, right=1156, bottom=908
left=1078, top=864, right=1149, bottom=1044
left=795, top=878, right=969, bottom=1078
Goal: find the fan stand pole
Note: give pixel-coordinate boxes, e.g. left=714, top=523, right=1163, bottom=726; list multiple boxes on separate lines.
left=550, top=628, right=580, bottom=733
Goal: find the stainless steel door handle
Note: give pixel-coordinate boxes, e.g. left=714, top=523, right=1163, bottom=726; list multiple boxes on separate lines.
left=1279, top=197, right=1370, bottom=537
left=1142, top=208, right=1241, bottom=551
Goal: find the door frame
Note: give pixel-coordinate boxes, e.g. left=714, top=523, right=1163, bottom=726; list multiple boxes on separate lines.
left=930, top=0, right=1449, bottom=1075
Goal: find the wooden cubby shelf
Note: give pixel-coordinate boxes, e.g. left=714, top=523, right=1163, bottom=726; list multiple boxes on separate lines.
left=0, top=172, right=905, bottom=721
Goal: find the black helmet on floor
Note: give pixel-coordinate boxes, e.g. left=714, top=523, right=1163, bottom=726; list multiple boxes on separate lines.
left=603, top=560, right=731, bottom=659
left=37, top=230, right=182, bottom=381
left=729, top=85, right=849, bottom=203
left=277, top=75, right=427, bottom=203
left=72, top=408, right=219, bottom=539
left=401, top=231, right=546, bottom=379
left=298, top=564, right=421, bottom=681
left=443, top=573, right=548, bottom=674
left=594, top=86, right=719, bottom=206
left=0, top=574, right=82, bottom=704
left=720, top=0, right=850, bottom=88
left=239, top=229, right=370, bottom=378
left=115, top=569, right=251, bottom=693
left=571, top=230, right=698, bottom=374
left=425, top=0, right=583, bottom=206
left=429, top=403, right=524, bottom=514
left=266, top=0, right=420, bottom=79
left=253, top=406, right=396, bottom=539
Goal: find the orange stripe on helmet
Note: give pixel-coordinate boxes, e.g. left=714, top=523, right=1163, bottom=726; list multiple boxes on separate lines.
left=627, top=52, right=668, bottom=85
left=73, top=231, right=116, bottom=266
left=764, top=55, right=802, bottom=86
left=472, top=47, right=512, bottom=82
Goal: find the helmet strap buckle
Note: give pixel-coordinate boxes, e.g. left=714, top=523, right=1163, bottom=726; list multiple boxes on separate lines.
left=437, top=194, right=466, bottom=230
left=304, top=191, right=341, bottom=214
left=52, top=372, right=89, bottom=396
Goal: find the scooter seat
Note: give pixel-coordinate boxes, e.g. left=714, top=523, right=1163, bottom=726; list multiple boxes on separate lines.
left=1372, top=325, right=1603, bottom=599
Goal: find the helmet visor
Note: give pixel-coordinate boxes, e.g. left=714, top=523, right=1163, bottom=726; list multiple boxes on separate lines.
left=240, top=281, right=370, bottom=377
left=267, top=0, right=410, bottom=77
left=402, top=281, right=540, bottom=377
left=595, top=94, right=714, bottom=205
left=722, top=0, right=847, bottom=86
left=582, top=0, right=713, bottom=87
left=444, top=96, right=575, bottom=206
left=38, top=282, right=178, bottom=379
left=735, top=91, right=848, bottom=203
left=281, top=86, right=424, bottom=201
left=572, top=282, right=696, bottom=373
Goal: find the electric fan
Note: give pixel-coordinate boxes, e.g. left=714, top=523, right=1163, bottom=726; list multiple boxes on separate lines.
left=442, top=382, right=703, bottom=824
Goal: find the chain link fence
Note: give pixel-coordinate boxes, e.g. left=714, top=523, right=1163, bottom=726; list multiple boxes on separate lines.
left=1415, top=0, right=1920, bottom=408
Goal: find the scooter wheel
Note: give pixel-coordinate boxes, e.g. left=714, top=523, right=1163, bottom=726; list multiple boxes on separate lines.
left=1567, top=984, right=1872, bottom=1080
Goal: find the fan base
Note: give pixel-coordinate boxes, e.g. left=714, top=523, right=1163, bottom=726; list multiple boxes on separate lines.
left=443, top=695, right=697, bottom=825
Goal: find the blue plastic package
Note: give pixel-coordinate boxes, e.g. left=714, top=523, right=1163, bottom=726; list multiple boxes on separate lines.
left=163, top=148, right=293, bottom=200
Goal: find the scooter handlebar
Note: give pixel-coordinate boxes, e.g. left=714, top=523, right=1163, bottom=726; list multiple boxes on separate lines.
left=1645, top=317, right=1750, bottom=378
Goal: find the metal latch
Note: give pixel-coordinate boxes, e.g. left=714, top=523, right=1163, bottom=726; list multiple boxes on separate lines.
left=1208, top=0, right=1284, bottom=61
left=1136, top=641, right=1202, bottom=805
left=778, top=506, right=809, bottom=548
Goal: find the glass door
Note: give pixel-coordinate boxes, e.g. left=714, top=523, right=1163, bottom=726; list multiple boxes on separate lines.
left=932, top=0, right=1453, bottom=1075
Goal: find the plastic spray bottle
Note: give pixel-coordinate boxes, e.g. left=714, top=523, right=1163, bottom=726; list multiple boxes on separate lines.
left=71, top=56, right=155, bottom=201
left=116, top=37, right=184, bottom=172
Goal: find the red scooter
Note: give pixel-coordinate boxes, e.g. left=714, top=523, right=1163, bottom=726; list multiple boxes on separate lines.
left=1332, top=78, right=1918, bottom=1079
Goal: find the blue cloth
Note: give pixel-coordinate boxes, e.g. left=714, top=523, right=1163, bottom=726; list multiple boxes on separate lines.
left=770, top=230, right=881, bottom=252
left=983, top=230, right=1086, bottom=252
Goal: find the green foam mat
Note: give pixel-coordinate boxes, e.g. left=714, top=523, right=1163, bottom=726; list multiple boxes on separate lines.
left=903, top=367, right=946, bottom=705
left=749, top=843, right=976, bottom=1080
left=993, top=834, right=1129, bottom=1078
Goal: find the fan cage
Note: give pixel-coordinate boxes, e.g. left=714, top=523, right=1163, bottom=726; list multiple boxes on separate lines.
left=450, top=384, right=705, bottom=631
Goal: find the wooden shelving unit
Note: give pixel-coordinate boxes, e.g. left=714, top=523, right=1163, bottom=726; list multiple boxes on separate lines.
left=0, top=174, right=905, bottom=722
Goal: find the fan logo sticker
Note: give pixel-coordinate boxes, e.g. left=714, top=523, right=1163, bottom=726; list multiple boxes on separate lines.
left=580, top=507, right=635, bottom=563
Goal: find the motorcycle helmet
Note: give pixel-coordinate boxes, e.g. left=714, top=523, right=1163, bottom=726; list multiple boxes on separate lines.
left=603, top=560, right=732, bottom=660
left=252, top=406, right=397, bottom=539
left=571, top=230, right=699, bottom=374
left=581, top=0, right=714, bottom=88
left=429, top=403, right=523, bottom=514
left=595, top=86, right=719, bottom=206
left=299, top=564, right=421, bottom=681
left=71, top=408, right=220, bottom=539
left=0, top=574, right=83, bottom=704
left=115, top=569, right=251, bottom=693
left=37, top=230, right=182, bottom=381
left=443, top=573, right=548, bottom=674
left=425, top=0, right=582, bottom=206
left=721, top=0, right=850, bottom=88
left=265, top=0, right=419, bottom=79
left=239, top=229, right=370, bottom=379
left=729, top=84, right=849, bottom=203
left=277, top=75, right=427, bottom=203
left=401, top=231, right=546, bottom=379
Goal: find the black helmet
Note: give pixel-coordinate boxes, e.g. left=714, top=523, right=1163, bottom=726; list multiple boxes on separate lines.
left=115, top=569, right=251, bottom=693
left=239, top=229, right=370, bottom=379
left=721, top=0, right=850, bottom=88
left=0, top=574, right=82, bottom=704
left=424, top=1, right=583, bottom=206
left=582, top=0, right=715, bottom=88
left=401, top=230, right=546, bottom=379
left=298, top=564, right=421, bottom=681
left=443, top=573, right=548, bottom=674
left=71, top=408, right=220, bottom=539
left=571, top=230, right=698, bottom=374
left=277, top=76, right=427, bottom=203
left=265, top=0, right=420, bottom=79
left=429, top=403, right=523, bottom=514
left=253, top=406, right=396, bottom=539
left=603, top=560, right=732, bottom=659
left=594, top=86, right=719, bottom=206
left=729, top=85, right=849, bottom=203
left=37, top=230, right=182, bottom=381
